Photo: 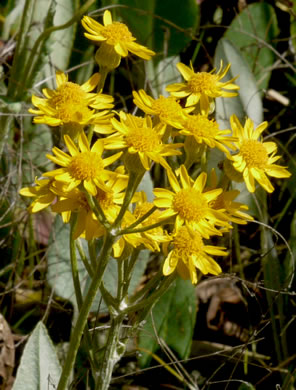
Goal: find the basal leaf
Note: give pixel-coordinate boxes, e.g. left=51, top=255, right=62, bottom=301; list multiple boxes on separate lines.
left=214, top=38, right=263, bottom=129
left=12, top=322, right=61, bottom=390
left=224, top=2, right=279, bottom=91
left=147, top=56, right=182, bottom=98
left=138, top=277, right=197, bottom=367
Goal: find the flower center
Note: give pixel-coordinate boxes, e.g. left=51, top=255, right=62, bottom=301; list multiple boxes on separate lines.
left=184, top=115, right=219, bottom=138
left=152, top=96, right=182, bottom=120
left=239, top=139, right=268, bottom=168
left=174, top=227, right=204, bottom=257
left=51, top=82, right=91, bottom=122
left=188, top=72, right=217, bottom=94
left=69, top=152, right=104, bottom=180
left=125, top=127, right=160, bottom=152
left=102, top=22, right=133, bottom=43
left=173, top=188, right=208, bottom=222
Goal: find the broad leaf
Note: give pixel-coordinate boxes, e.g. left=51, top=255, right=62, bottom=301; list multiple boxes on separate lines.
left=138, top=277, right=197, bottom=367
left=146, top=56, right=182, bottom=98
left=224, top=3, right=279, bottom=91
left=214, top=38, right=263, bottom=129
left=12, top=322, right=61, bottom=390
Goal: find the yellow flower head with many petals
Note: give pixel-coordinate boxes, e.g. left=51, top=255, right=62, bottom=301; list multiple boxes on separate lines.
left=44, top=132, right=122, bottom=196
left=133, top=90, right=193, bottom=128
left=104, top=113, right=183, bottom=170
left=166, top=61, right=239, bottom=113
left=153, top=165, right=231, bottom=238
left=19, top=177, right=56, bottom=213
left=82, top=10, right=155, bottom=69
left=163, top=226, right=226, bottom=284
left=207, top=170, right=253, bottom=226
left=133, top=192, right=170, bottom=252
left=29, top=72, right=114, bottom=132
left=227, top=115, right=291, bottom=193
left=180, top=114, right=237, bottom=155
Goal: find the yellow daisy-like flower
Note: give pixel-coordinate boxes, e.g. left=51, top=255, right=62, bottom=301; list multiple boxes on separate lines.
left=82, top=10, right=155, bottom=65
left=133, top=90, right=193, bottom=128
left=53, top=166, right=127, bottom=218
left=153, top=165, right=230, bottom=238
left=51, top=183, right=106, bottom=240
left=163, top=226, right=226, bottom=284
left=29, top=71, right=114, bottom=133
left=44, top=132, right=122, bottom=196
left=19, top=177, right=56, bottom=213
left=227, top=115, right=291, bottom=193
left=133, top=192, right=170, bottom=252
left=180, top=114, right=237, bottom=155
left=166, top=61, right=239, bottom=113
left=112, top=210, right=148, bottom=258
left=104, top=113, right=183, bottom=170
left=207, top=170, right=253, bottom=226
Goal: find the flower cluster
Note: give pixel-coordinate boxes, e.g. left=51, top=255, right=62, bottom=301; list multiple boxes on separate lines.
left=21, top=10, right=290, bottom=285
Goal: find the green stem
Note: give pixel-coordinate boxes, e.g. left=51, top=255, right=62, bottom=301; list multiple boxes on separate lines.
left=88, top=239, right=98, bottom=273
left=70, top=215, right=83, bottom=308
left=129, top=268, right=163, bottom=304
left=85, top=192, right=110, bottom=229
left=57, top=232, right=114, bottom=390
left=95, top=316, right=125, bottom=390
left=76, top=239, right=94, bottom=277
left=122, top=273, right=176, bottom=316
left=113, top=170, right=145, bottom=228
left=119, top=217, right=172, bottom=235
left=69, top=216, right=98, bottom=374
left=121, top=206, right=157, bottom=231
left=122, top=249, right=140, bottom=297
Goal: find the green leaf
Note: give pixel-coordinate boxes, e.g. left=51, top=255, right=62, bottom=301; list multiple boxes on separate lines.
left=117, top=0, right=200, bottom=58
left=224, top=2, right=279, bottom=91
left=21, top=119, right=54, bottom=182
left=238, top=383, right=256, bottom=390
left=214, top=38, right=263, bottom=129
left=12, top=322, right=61, bottom=390
left=146, top=56, right=182, bottom=98
left=137, top=171, right=154, bottom=202
left=47, top=217, right=150, bottom=314
left=138, top=277, right=197, bottom=367
left=43, top=0, right=77, bottom=75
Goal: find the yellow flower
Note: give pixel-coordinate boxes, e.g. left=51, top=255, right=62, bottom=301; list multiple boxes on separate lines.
left=19, top=177, right=56, bottom=213
left=227, top=115, right=291, bottom=193
left=82, top=10, right=155, bottom=68
left=179, top=114, right=237, bottom=155
left=133, top=192, right=170, bottom=252
left=112, top=210, right=147, bottom=258
left=104, top=113, right=183, bottom=170
left=44, top=132, right=122, bottom=196
left=29, top=71, right=114, bottom=136
left=153, top=165, right=231, bottom=238
left=163, top=226, right=226, bottom=284
left=166, top=61, right=239, bottom=113
left=207, top=170, right=253, bottom=226
left=51, top=183, right=106, bottom=240
left=133, top=90, right=193, bottom=128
